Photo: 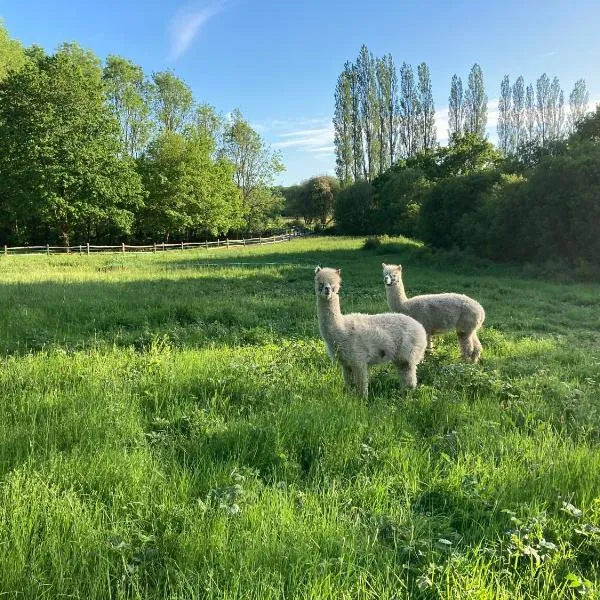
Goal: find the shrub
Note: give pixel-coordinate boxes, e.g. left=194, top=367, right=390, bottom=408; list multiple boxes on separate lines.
left=334, top=182, right=376, bottom=235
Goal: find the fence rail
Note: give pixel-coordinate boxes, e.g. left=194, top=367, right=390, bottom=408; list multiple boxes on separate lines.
left=1, top=232, right=302, bottom=256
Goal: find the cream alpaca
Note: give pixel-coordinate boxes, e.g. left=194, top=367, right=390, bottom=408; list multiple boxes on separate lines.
left=314, top=267, right=427, bottom=397
left=382, top=263, right=485, bottom=362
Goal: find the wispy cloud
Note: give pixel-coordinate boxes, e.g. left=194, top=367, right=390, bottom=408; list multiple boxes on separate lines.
left=266, top=118, right=335, bottom=155
left=169, top=1, right=226, bottom=61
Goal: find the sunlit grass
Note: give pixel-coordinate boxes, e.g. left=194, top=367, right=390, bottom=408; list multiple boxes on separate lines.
left=0, top=236, right=598, bottom=598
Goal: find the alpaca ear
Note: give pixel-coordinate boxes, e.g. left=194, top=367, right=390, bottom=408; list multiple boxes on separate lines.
left=397, top=264, right=402, bottom=271
left=336, top=268, right=342, bottom=275
left=314, top=266, right=322, bottom=273
left=381, top=263, right=387, bottom=268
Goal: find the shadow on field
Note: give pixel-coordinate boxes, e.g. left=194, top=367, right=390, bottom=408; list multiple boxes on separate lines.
left=1, top=240, right=598, bottom=356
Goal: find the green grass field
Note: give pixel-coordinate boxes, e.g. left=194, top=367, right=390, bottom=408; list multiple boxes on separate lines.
left=0, top=236, right=599, bottom=599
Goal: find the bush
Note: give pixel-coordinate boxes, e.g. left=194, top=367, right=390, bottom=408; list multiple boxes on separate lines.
left=334, top=182, right=376, bottom=235
left=372, top=166, right=430, bottom=236
left=418, top=170, right=502, bottom=250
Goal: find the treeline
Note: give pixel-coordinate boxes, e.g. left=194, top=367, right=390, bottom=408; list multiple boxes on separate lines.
left=286, top=47, right=598, bottom=272
left=330, top=113, right=600, bottom=270
left=0, top=22, right=284, bottom=246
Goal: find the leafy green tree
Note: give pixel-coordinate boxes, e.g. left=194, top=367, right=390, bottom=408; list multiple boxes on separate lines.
left=103, top=55, right=152, bottom=157
left=0, top=20, right=26, bottom=81
left=0, top=44, right=143, bottom=245
left=497, top=75, right=511, bottom=154
left=535, top=73, right=551, bottom=146
left=372, top=166, right=429, bottom=236
left=568, top=79, right=589, bottom=132
left=448, top=75, right=464, bottom=138
left=525, top=83, right=536, bottom=142
left=334, top=181, right=376, bottom=234
left=417, top=62, right=436, bottom=151
left=138, top=130, right=243, bottom=240
left=304, top=176, right=340, bottom=226
left=548, top=76, right=565, bottom=141
left=222, top=109, right=285, bottom=232
left=333, top=63, right=354, bottom=185
left=464, top=64, right=487, bottom=137
left=356, top=45, right=380, bottom=180
left=151, top=70, right=193, bottom=133
left=399, top=62, right=419, bottom=157
left=511, top=76, right=526, bottom=152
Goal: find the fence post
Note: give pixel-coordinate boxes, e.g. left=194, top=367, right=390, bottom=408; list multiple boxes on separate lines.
left=243, top=238, right=246, bottom=246
left=4, top=245, right=7, bottom=256
left=162, top=242, right=165, bottom=252
left=46, top=244, right=49, bottom=256
left=121, top=242, right=125, bottom=253
left=79, top=244, right=82, bottom=254
left=86, top=242, right=90, bottom=255
left=181, top=241, right=184, bottom=251
left=226, top=238, right=229, bottom=248
left=153, top=243, right=156, bottom=253
left=259, top=236, right=262, bottom=245
left=205, top=240, right=208, bottom=250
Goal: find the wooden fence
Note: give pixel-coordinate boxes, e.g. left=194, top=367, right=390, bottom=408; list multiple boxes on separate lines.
left=1, top=232, right=302, bottom=256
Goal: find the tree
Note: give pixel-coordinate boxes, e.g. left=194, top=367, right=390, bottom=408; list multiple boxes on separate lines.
left=222, top=109, right=285, bottom=232
left=151, top=70, right=193, bottom=133
left=417, top=62, right=436, bottom=151
left=377, top=54, right=399, bottom=170
left=356, top=45, right=380, bottom=180
left=548, top=76, right=565, bottom=141
left=525, top=83, right=536, bottom=142
left=0, top=44, right=143, bottom=245
left=511, top=76, right=526, bottom=152
left=535, top=73, right=551, bottom=146
left=448, top=75, right=464, bottom=138
left=334, top=182, right=376, bottom=234
left=0, top=20, right=26, bottom=81
left=138, top=130, right=243, bottom=240
left=464, top=64, right=487, bottom=137
left=299, top=176, right=340, bottom=227
left=103, top=55, right=152, bottom=157
left=193, top=103, right=223, bottom=150
left=497, top=75, right=511, bottom=154
left=568, top=79, right=589, bottom=132
left=399, top=62, right=419, bottom=157
left=349, top=63, right=364, bottom=181
left=333, top=63, right=354, bottom=185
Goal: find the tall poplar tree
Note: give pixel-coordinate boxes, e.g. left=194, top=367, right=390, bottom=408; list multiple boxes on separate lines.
left=398, top=62, right=419, bottom=157
left=568, top=79, right=589, bottom=131
left=333, top=63, right=354, bottom=184
left=417, top=62, right=436, bottom=151
left=448, top=74, right=464, bottom=139
left=497, top=75, right=511, bottom=154
left=511, top=76, right=525, bottom=152
left=464, top=64, right=487, bottom=137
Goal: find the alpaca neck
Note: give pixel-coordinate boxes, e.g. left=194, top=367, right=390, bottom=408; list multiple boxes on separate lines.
left=317, top=295, right=344, bottom=337
left=386, top=278, right=408, bottom=311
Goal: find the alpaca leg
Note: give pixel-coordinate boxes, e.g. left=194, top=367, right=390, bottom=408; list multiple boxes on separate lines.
left=395, top=361, right=418, bottom=389
left=426, top=335, right=434, bottom=353
left=341, top=364, right=355, bottom=391
left=470, top=333, right=482, bottom=363
left=352, top=364, right=369, bottom=398
left=457, top=331, right=473, bottom=362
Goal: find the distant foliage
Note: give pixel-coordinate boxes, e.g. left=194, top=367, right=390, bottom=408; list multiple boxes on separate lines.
left=334, top=182, right=376, bottom=235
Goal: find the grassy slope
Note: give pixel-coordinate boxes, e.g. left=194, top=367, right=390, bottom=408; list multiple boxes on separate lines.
left=0, top=236, right=599, bottom=599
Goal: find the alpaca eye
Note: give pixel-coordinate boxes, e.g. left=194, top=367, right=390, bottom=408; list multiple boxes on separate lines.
left=318, top=284, right=324, bottom=291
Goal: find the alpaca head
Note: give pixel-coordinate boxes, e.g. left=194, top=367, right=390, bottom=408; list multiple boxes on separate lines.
left=382, top=263, right=402, bottom=286
left=314, top=266, right=341, bottom=301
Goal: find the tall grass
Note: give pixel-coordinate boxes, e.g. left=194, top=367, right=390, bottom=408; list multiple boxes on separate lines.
left=0, top=236, right=598, bottom=598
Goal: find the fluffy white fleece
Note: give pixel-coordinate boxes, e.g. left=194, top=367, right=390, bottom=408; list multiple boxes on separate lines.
left=315, top=267, right=426, bottom=397
left=382, top=263, right=485, bottom=362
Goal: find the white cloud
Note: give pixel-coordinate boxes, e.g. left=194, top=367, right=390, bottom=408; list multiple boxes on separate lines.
left=271, top=122, right=335, bottom=155
left=169, top=2, right=225, bottom=61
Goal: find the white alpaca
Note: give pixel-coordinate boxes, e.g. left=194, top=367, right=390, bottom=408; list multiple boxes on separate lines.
left=382, top=263, right=485, bottom=362
left=315, top=267, right=427, bottom=398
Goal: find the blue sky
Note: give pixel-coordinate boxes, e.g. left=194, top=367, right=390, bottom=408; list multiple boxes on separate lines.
left=2, top=0, right=599, bottom=185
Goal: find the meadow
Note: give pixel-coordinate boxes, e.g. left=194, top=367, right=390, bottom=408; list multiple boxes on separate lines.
left=0, top=236, right=599, bottom=599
